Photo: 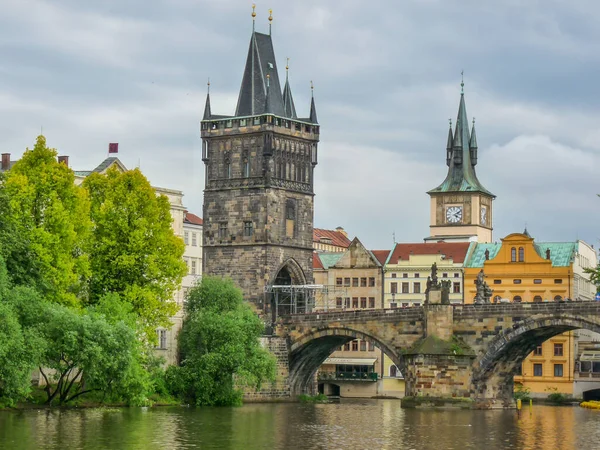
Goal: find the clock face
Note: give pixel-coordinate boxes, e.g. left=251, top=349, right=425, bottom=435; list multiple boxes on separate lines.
left=446, top=206, right=463, bottom=223
left=480, top=206, right=487, bottom=225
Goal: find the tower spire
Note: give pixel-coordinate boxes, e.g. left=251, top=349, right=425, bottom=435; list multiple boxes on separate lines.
left=446, top=119, right=453, bottom=167
left=309, top=80, right=318, bottom=123
left=469, top=117, right=478, bottom=166
left=282, top=57, right=297, bottom=118
left=203, top=78, right=211, bottom=120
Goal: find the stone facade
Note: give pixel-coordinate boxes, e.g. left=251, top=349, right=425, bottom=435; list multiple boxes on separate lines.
left=244, top=336, right=291, bottom=401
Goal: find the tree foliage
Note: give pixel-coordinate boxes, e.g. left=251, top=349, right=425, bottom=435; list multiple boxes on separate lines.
left=2, top=136, right=90, bottom=307
left=168, top=277, right=276, bottom=406
left=83, top=167, right=186, bottom=339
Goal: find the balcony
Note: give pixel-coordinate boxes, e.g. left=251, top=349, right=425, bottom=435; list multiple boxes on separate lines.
left=318, top=371, right=378, bottom=382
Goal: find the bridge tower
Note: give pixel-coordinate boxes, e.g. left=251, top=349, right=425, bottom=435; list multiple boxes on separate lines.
left=425, top=80, right=495, bottom=243
left=200, top=9, right=319, bottom=313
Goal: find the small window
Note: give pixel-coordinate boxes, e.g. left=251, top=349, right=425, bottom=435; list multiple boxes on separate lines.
left=554, top=343, right=564, bottom=356
left=533, top=363, right=543, bottom=377
left=402, top=282, right=409, bottom=294
left=402, top=273, right=408, bottom=278
left=368, top=297, right=375, bottom=308
left=554, top=295, right=563, bottom=301
left=493, top=295, right=501, bottom=303
left=368, top=277, right=375, bottom=287
left=390, top=302, right=397, bottom=309
left=360, top=341, right=367, bottom=352
left=513, top=295, right=522, bottom=303
left=157, top=329, right=167, bottom=350
left=184, top=231, right=189, bottom=245
left=533, top=279, right=542, bottom=284
left=360, top=277, right=367, bottom=287
left=413, top=282, right=421, bottom=294
left=344, top=298, right=350, bottom=308
left=352, top=340, right=358, bottom=351
left=534, top=345, right=543, bottom=356
left=225, top=120, right=233, bottom=128
left=513, top=279, right=522, bottom=284
left=401, top=302, right=409, bottom=308
left=493, top=280, right=502, bottom=284
left=554, top=279, right=563, bottom=284
left=360, top=297, right=367, bottom=309
left=511, top=247, right=517, bottom=262
left=344, top=342, right=351, bottom=351
left=192, top=233, right=197, bottom=247
left=336, top=297, right=343, bottom=308
left=518, top=247, right=524, bottom=262
left=413, top=302, right=421, bottom=307
left=191, top=259, right=197, bottom=275
left=352, top=278, right=359, bottom=287
left=390, top=365, right=398, bottom=378
left=391, top=282, right=398, bottom=294
left=515, top=365, right=523, bottom=376
left=451, top=282, right=460, bottom=293
left=253, top=116, right=261, bottom=125
left=454, top=273, right=460, bottom=278
left=443, top=273, right=448, bottom=278
left=533, top=295, right=542, bottom=303
left=243, top=221, right=254, bottom=237
left=352, top=297, right=359, bottom=308
left=391, top=273, right=397, bottom=278
left=344, top=278, right=350, bottom=287
left=243, top=157, right=250, bottom=178
left=240, top=118, right=247, bottom=127
left=368, top=342, right=375, bottom=351
left=554, top=364, right=564, bottom=377
left=414, top=273, right=420, bottom=278
left=219, top=223, right=228, bottom=239
left=336, top=278, right=343, bottom=286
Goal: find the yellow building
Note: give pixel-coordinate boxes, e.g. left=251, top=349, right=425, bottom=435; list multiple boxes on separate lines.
left=464, top=231, right=580, bottom=397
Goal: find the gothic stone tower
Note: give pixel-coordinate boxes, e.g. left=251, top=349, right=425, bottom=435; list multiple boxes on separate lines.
left=425, top=83, right=495, bottom=243
left=201, top=19, right=319, bottom=311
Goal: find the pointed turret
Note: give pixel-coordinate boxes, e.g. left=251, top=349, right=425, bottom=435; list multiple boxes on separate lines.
left=203, top=80, right=212, bottom=120
left=446, top=120, right=453, bottom=167
left=469, top=118, right=478, bottom=166
left=264, top=74, right=274, bottom=114
left=282, top=60, right=297, bottom=118
left=428, top=80, right=494, bottom=197
left=309, top=82, right=318, bottom=124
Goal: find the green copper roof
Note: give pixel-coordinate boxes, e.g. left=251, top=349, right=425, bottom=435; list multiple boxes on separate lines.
left=465, top=242, right=577, bottom=268
left=318, top=252, right=344, bottom=269
left=428, top=90, right=494, bottom=197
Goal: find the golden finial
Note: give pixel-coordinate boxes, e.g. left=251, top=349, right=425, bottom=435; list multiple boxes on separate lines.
left=268, top=9, right=273, bottom=22
left=286, top=57, right=289, bottom=71
left=207, top=77, right=210, bottom=93
left=252, top=4, right=256, bottom=19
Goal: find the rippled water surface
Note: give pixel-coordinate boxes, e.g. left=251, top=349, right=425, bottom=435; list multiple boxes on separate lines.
left=0, top=400, right=598, bottom=449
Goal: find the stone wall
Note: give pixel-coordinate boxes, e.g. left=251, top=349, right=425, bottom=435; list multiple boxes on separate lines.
left=244, top=336, right=292, bottom=401
left=404, top=354, right=474, bottom=398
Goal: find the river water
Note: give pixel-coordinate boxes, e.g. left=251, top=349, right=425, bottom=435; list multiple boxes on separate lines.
left=0, top=400, right=598, bottom=450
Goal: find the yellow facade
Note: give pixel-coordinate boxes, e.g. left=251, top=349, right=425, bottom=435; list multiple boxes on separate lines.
left=464, top=232, right=577, bottom=396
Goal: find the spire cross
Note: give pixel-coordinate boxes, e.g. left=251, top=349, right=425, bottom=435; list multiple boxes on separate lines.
left=449, top=118, right=452, bottom=128
left=207, top=78, right=210, bottom=93
left=460, top=70, right=464, bottom=94
left=310, top=80, right=314, bottom=97
left=286, top=57, right=289, bottom=72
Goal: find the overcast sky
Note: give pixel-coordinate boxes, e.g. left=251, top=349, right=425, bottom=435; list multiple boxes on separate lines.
left=1, top=0, right=599, bottom=251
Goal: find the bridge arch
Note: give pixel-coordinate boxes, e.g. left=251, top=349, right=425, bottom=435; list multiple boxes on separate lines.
left=472, top=314, right=600, bottom=405
left=288, top=326, right=405, bottom=395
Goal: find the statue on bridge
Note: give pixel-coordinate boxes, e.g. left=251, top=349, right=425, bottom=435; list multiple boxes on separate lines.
left=474, top=269, right=493, bottom=304
left=425, top=263, right=447, bottom=304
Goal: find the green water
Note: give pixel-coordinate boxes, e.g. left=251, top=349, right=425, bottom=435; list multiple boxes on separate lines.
left=0, top=400, right=597, bottom=449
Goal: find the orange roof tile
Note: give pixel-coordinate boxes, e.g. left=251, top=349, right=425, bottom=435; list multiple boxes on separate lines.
left=371, top=250, right=390, bottom=265
left=184, top=211, right=203, bottom=225
left=388, top=242, right=471, bottom=264
left=313, top=228, right=352, bottom=248
left=313, top=253, right=324, bottom=269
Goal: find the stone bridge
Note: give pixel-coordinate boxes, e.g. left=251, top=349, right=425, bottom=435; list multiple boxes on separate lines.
left=274, top=302, right=600, bottom=407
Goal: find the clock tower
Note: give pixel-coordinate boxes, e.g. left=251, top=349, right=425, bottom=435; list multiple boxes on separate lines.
left=425, top=82, right=495, bottom=243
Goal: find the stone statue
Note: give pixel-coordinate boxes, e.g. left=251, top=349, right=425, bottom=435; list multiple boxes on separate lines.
left=426, top=276, right=433, bottom=293
left=440, top=280, right=451, bottom=304
left=546, top=248, right=551, bottom=260
left=431, top=262, right=438, bottom=285
left=484, top=249, right=490, bottom=260
left=474, top=269, right=492, bottom=304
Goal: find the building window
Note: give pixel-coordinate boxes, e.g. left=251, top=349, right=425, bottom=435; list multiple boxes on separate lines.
left=554, top=295, right=563, bottom=301
left=344, top=298, right=350, bottom=308
left=391, top=282, right=397, bottom=294
left=360, top=341, right=367, bottom=352
left=402, top=302, right=409, bottom=308
left=285, top=199, right=296, bottom=238
left=243, top=221, right=254, bottom=237
left=454, top=273, right=460, bottom=278
left=157, top=329, right=167, bottom=350
left=336, top=278, right=343, bottom=286
left=533, top=364, right=543, bottom=376
left=352, top=297, right=359, bottom=308
left=191, top=259, right=197, bottom=275
left=391, top=273, right=397, bottom=278
left=493, top=280, right=502, bottom=284
left=243, top=157, right=250, bottom=177
left=493, top=295, right=501, bottom=303
left=368, top=297, right=375, bottom=308
left=453, top=282, right=460, bottom=294
left=352, top=340, right=358, bottom=351
left=368, top=277, right=375, bottom=287
left=336, top=297, right=342, bottom=308
left=533, top=295, right=542, bottom=303
left=390, top=365, right=398, bottom=378
left=513, top=295, right=522, bottom=303
left=352, top=278, right=359, bottom=287
left=533, top=279, right=542, bottom=284
left=414, top=273, right=420, bottom=278
left=518, top=247, right=524, bottom=262
left=554, top=364, right=564, bottom=377
left=360, top=297, right=367, bottom=309
left=344, top=342, right=351, bottom=351
left=368, top=342, right=375, bottom=351
left=402, top=282, right=409, bottom=294
left=402, top=273, right=408, bottom=278
left=443, top=273, right=448, bottom=278
left=511, top=247, right=516, bottom=262
left=344, top=278, right=350, bottom=287
left=390, top=302, right=397, bottom=309
left=360, top=277, right=367, bottom=287
left=554, top=343, right=564, bottom=357
left=184, top=231, right=189, bottom=245
left=513, top=279, right=521, bottom=284
left=534, top=345, right=543, bottom=356
left=515, top=365, right=522, bottom=376
left=554, top=279, right=563, bottom=284
left=413, top=283, right=421, bottom=294
left=219, top=223, right=228, bottom=239
left=192, top=233, right=197, bottom=247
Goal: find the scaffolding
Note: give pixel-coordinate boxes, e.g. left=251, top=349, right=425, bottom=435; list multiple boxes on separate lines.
left=264, top=284, right=349, bottom=319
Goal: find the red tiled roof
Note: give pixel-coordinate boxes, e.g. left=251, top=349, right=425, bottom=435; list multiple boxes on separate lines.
left=184, top=211, right=203, bottom=225
left=313, top=253, right=324, bottom=269
left=313, top=228, right=352, bottom=248
left=371, top=250, right=390, bottom=265
left=388, top=242, right=471, bottom=264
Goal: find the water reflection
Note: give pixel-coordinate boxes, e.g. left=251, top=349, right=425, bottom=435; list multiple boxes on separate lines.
left=0, top=401, right=598, bottom=450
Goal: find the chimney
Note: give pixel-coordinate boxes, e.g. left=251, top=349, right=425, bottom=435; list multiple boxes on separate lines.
left=1, top=153, right=10, bottom=171
left=57, top=155, right=69, bottom=167
left=335, top=226, right=347, bottom=237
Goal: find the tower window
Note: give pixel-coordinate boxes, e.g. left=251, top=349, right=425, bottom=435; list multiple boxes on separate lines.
left=243, top=157, right=250, bottom=178
left=285, top=199, right=296, bottom=238
left=518, top=247, right=524, bottom=262
left=243, top=221, right=254, bottom=237
left=219, top=223, right=228, bottom=239
left=511, top=247, right=516, bottom=262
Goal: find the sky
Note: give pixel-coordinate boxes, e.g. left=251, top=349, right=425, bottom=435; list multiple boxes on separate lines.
left=1, top=0, right=599, bottom=251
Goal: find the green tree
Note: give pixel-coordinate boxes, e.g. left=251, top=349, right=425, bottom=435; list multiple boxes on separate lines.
left=83, top=167, right=186, bottom=340
left=168, top=277, right=276, bottom=406
left=584, top=265, right=600, bottom=294
left=3, top=135, right=91, bottom=307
